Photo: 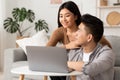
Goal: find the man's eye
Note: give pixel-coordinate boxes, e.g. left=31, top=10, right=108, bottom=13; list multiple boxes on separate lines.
left=60, top=16, right=63, bottom=18
left=78, top=29, right=81, bottom=31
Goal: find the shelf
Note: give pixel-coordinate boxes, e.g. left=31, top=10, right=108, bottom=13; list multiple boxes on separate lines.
left=97, top=5, right=120, bottom=9
left=104, top=25, right=120, bottom=28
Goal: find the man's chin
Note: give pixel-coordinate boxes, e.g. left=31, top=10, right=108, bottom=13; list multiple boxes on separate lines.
left=75, top=41, right=82, bottom=46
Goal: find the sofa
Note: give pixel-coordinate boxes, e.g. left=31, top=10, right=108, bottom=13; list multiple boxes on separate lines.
left=3, top=35, right=120, bottom=80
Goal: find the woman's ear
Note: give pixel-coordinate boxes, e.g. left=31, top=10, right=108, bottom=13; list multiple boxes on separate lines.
left=75, top=15, right=78, bottom=21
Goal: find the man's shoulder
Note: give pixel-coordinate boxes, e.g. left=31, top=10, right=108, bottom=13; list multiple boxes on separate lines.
left=98, top=44, right=113, bottom=55
left=68, top=47, right=82, bottom=53
left=101, top=45, right=112, bottom=51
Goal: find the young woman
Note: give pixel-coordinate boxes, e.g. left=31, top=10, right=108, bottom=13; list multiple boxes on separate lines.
left=47, top=1, right=111, bottom=48
left=47, top=1, right=111, bottom=80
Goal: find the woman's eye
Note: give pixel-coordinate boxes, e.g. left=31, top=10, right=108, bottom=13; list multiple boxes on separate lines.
left=66, top=15, right=70, bottom=17
left=59, top=15, right=63, bottom=18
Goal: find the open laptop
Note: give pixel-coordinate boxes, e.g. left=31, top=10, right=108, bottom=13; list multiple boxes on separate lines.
left=26, top=46, right=69, bottom=73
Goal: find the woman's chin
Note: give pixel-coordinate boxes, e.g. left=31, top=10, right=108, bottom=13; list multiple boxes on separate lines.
left=63, top=26, right=68, bottom=28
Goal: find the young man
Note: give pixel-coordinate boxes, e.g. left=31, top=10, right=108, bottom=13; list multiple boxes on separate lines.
left=67, top=14, right=115, bottom=80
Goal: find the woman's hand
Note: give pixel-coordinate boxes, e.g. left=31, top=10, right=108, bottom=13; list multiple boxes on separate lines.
left=65, top=41, right=80, bottom=49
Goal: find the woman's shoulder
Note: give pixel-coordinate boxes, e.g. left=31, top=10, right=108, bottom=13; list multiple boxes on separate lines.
left=53, top=27, right=66, bottom=34
left=55, top=27, right=65, bottom=32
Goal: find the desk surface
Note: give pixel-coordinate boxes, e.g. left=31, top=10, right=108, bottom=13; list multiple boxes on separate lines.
left=11, top=66, right=82, bottom=76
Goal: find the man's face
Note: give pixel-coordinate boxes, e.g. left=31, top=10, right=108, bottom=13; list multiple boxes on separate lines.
left=75, top=23, right=90, bottom=46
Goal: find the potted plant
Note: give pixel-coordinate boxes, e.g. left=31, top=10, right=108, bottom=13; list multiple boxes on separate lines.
left=3, top=7, right=49, bottom=37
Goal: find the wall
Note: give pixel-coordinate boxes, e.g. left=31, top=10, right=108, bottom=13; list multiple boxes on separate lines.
left=0, top=0, right=7, bottom=71
left=0, top=0, right=16, bottom=71
left=0, top=0, right=2, bottom=71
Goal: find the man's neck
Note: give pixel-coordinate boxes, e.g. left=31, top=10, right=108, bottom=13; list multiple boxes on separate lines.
left=82, top=42, right=97, bottom=53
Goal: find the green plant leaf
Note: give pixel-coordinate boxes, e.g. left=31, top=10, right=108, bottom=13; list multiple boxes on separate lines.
left=12, top=8, right=20, bottom=21
left=12, top=7, right=27, bottom=22
left=3, top=7, right=48, bottom=36
left=27, top=10, right=35, bottom=22
left=19, top=7, right=27, bottom=22
left=3, top=18, right=19, bottom=33
left=35, top=19, right=49, bottom=33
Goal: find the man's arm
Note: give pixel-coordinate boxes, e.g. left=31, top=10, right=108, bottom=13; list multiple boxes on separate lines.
left=67, top=47, right=115, bottom=77
left=82, top=48, right=115, bottom=76
left=67, top=61, right=84, bottom=71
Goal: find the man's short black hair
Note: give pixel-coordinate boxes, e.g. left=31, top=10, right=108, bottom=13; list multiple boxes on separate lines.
left=81, top=14, right=104, bottom=43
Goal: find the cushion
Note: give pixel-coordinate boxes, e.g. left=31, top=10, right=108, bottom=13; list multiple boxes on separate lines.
left=16, top=29, right=48, bottom=54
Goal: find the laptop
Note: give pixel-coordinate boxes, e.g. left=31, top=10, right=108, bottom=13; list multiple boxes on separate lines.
left=26, top=46, right=69, bottom=73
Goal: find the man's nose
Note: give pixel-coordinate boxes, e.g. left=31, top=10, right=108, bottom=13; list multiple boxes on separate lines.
left=74, top=31, right=78, bottom=37
left=75, top=31, right=78, bottom=36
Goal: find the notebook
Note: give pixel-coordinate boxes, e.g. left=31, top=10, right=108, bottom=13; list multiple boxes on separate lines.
left=26, top=46, right=69, bottom=73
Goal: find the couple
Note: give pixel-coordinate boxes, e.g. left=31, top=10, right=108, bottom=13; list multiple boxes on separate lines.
left=47, top=1, right=115, bottom=80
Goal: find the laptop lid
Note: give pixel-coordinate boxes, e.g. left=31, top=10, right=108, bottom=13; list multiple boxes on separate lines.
left=26, top=46, right=69, bottom=73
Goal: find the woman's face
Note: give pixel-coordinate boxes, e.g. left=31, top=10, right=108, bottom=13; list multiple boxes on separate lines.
left=59, top=8, right=77, bottom=28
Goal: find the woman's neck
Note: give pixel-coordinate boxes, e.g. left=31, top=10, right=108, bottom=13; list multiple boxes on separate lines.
left=67, top=25, right=78, bottom=33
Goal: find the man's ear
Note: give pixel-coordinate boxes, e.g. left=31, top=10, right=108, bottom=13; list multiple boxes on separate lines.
left=87, top=34, right=93, bottom=42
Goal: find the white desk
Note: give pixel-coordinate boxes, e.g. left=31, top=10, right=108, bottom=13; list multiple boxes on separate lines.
left=11, top=66, right=82, bottom=80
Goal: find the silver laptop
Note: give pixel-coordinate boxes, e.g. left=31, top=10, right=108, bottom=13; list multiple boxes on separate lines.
left=26, top=46, right=69, bottom=73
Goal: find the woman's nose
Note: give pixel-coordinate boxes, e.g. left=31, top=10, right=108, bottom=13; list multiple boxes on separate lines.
left=62, top=16, right=66, bottom=21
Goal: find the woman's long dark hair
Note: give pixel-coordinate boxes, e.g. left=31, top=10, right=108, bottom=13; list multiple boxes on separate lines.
left=57, top=1, right=81, bottom=27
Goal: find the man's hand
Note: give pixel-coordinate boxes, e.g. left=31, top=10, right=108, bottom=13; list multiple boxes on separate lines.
left=67, top=61, right=84, bottom=71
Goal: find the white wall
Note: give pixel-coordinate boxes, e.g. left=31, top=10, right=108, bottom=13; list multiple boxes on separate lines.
left=0, top=0, right=16, bottom=71
left=0, top=0, right=7, bottom=71
left=0, top=0, right=3, bottom=71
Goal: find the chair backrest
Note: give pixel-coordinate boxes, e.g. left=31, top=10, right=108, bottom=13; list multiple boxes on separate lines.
left=105, top=35, right=120, bottom=66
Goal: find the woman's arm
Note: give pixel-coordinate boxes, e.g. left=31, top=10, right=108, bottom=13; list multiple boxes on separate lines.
left=46, top=28, right=63, bottom=46
left=99, top=36, right=112, bottom=48
left=65, top=41, right=80, bottom=49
